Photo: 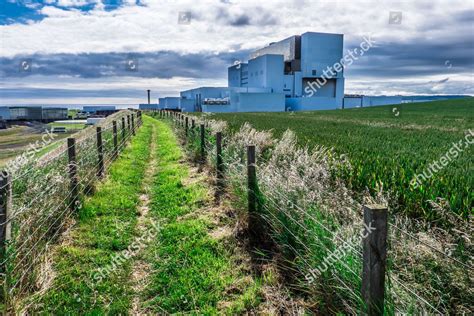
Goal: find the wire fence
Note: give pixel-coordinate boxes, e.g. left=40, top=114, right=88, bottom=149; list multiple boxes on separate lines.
left=158, top=110, right=473, bottom=315
left=0, top=110, right=143, bottom=311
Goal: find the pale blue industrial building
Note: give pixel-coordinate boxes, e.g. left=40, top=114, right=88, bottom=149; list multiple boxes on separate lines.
left=156, top=31, right=401, bottom=113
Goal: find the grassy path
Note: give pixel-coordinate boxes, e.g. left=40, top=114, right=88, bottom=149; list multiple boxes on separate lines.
left=19, top=116, right=266, bottom=314
left=138, top=119, right=263, bottom=314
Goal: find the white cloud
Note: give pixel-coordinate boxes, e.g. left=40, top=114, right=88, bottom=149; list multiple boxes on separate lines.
left=1, top=0, right=470, bottom=58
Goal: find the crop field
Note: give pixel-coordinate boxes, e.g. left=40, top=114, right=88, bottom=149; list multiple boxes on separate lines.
left=0, top=124, right=73, bottom=167
left=208, top=98, right=474, bottom=219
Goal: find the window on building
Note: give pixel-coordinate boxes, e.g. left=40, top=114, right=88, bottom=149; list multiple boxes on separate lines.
left=312, top=69, right=317, bottom=76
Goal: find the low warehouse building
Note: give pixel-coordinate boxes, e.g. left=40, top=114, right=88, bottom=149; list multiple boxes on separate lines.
left=0, top=107, right=11, bottom=121
left=42, top=107, right=69, bottom=122
left=83, top=106, right=117, bottom=117
left=9, top=106, right=43, bottom=121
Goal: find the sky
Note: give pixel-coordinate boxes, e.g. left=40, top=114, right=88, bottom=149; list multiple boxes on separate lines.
left=0, top=0, right=473, bottom=105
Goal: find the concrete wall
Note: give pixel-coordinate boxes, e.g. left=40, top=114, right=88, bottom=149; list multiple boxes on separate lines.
left=158, top=97, right=181, bottom=110
left=237, top=93, right=285, bottom=112
left=286, top=97, right=338, bottom=111
left=300, top=32, right=344, bottom=79
left=180, top=99, right=195, bottom=112
left=248, top=54, right=284, bottom=93
left=362, top=96, right=403, bottom=106
left=343, top=97, right=363, bottom=109
left=228, top=63, right=249, bottom=88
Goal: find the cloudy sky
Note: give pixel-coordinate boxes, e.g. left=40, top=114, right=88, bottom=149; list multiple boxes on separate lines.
left=0, top=0, right=473, bottom=105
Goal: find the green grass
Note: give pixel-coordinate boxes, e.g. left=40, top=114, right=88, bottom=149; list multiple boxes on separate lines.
left=25, top=117, right=153, bottom=314
left=48, top=122, right=86, bottom=131
left=142, top=119, right=263, bottom=315
left=208, top=98, right=474, bottom=219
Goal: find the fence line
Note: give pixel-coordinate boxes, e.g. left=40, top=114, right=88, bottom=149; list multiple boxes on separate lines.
left=0, top=110, right=143, bottom=311
left=156, top=109, right=469, bottom=315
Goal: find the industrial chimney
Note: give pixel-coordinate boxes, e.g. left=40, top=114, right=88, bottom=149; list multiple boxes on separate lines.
left=147, top=90, right=151, bottom=104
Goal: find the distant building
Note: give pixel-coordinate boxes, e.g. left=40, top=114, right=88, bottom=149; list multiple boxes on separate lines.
left=0, top=107, right=11, bottom=121
left=158, top=32, right=345, bottom=112
left=154, top=31, right=402, bottom=113
left=0, top=106, right=69, bottom=122
left=42, top=107, right=69, bottom=122
left=9, top=106, right=43, bottom=120
left=139, top=104, right=159, bottom=110
left=83, top=106, right=117, bottom=117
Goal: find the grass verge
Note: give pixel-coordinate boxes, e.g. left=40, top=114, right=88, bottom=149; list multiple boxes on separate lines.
left=20, top=117, right=153, bottom=314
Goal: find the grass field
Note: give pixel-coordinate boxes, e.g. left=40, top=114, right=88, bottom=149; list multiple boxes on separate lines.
left=0, top=125, right=69, bottom=167
left=208, top=98, right=473, bottom=219
left=47, top=122, right=86, bottom=131
left=0, top=122, right=86, bottom=168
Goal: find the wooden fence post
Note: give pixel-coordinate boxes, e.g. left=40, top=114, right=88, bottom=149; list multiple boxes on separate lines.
left=131, top=113, right=136, bottom=136
left=96, top=127, right=104, bottom=178
left=121, top=117, right=126, bottom=143
left=216, top=132, right=224, bottom=195
left=200, top=123, right=205, bottom=164
left=67, top=138, right=79, bottom=211
left=0, top=171, right=12, bottom=269
left=112, top=121, right=118, bottom=159
left=362, top=204, right=388, bottom=316
left=185, top=117, right=189, bottom=137
left=246, top=145, right=259, bottom=241
left=127, top=115, right=131, bottom=133
left=0, top=171, right=11, bottom=307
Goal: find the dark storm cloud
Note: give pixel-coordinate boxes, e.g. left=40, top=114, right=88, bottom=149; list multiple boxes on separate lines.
left=230, top=14, right=251, bottom=26
left=0, top=50, right=252, bottom=79
left=343, top=34, right=474, bottom=78
left=215, top=7, right=278, bottom=27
